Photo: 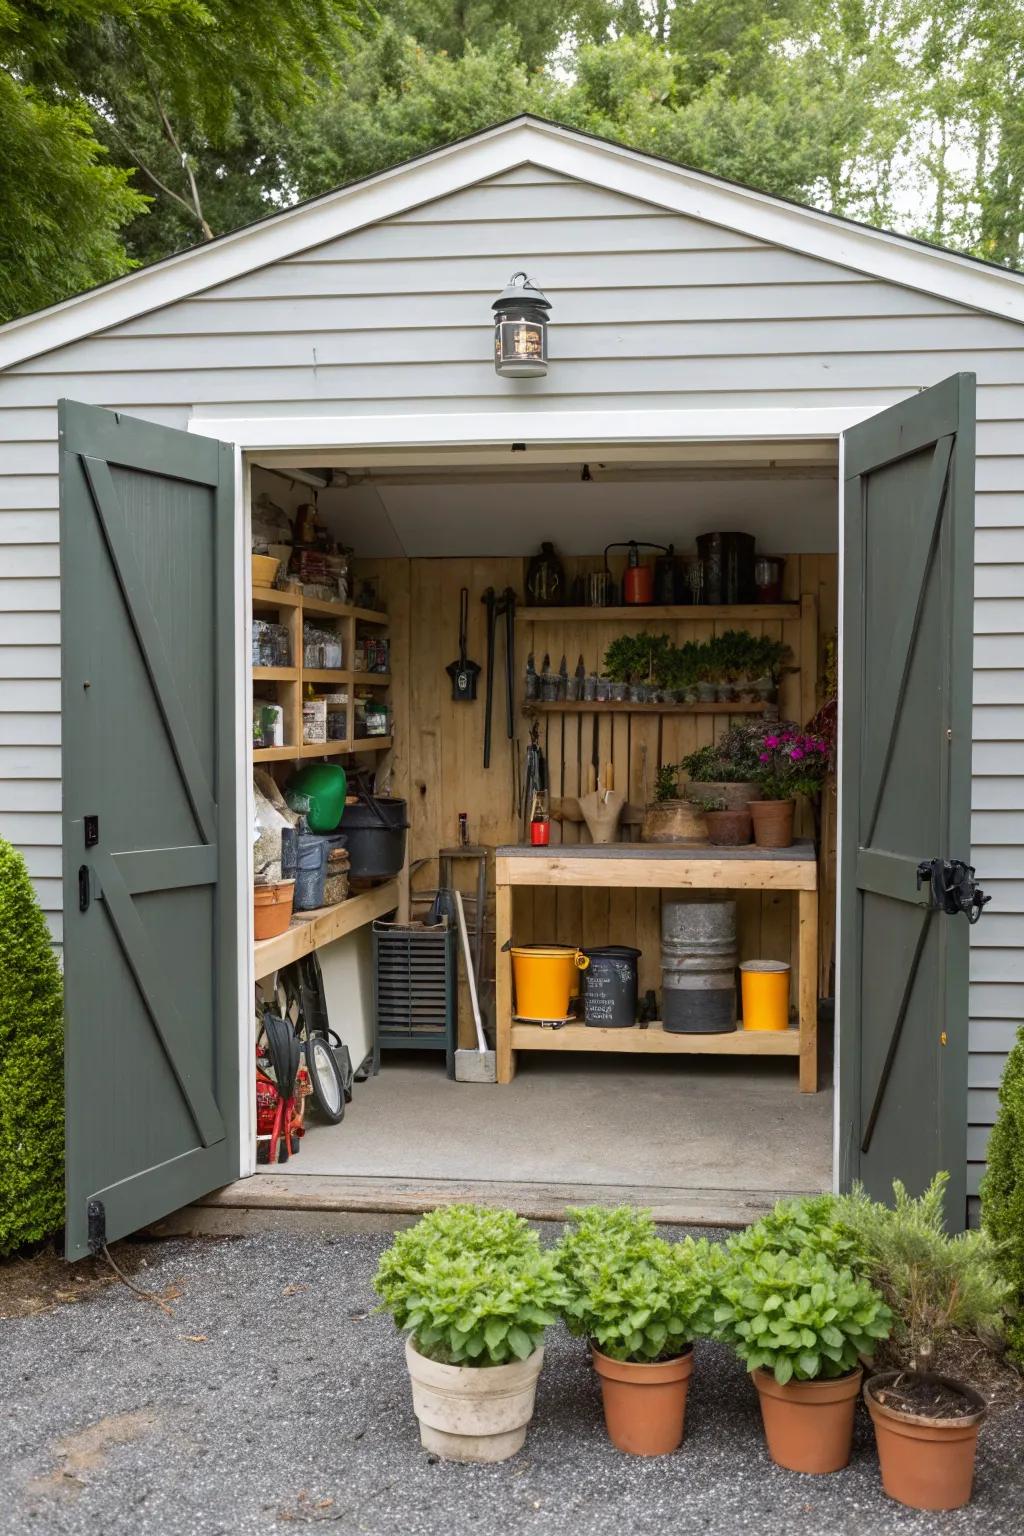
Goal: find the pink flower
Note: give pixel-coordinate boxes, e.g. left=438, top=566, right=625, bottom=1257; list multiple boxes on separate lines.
left=790, top=747, right=805, bottom=760
left=764, top=735, right=779, bottom=749
left=758, top=752, right=770, bottom=762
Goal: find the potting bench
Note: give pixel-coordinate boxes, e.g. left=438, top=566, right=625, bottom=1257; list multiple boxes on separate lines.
left=494, top=842, right=818, bottom=1092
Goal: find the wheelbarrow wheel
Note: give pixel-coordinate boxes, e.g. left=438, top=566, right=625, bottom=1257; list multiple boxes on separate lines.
left=305, top=1033, right=345, bottom=1124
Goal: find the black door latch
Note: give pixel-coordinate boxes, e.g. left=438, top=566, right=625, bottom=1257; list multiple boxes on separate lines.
left=916, top=858, right=991, bottom=923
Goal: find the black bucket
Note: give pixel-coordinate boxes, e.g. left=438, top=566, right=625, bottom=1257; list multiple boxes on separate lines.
left=341, top=795, right=408, bottom=879
left=293, top=831, right=328, bottom=911
left=581, top=946, right=641, bottom=1027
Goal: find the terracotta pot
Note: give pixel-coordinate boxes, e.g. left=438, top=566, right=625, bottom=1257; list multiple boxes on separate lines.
left=253, top=879, right=294, bottom=940
left=591, top=1345, right=693, bottom=1456
left=702, top=809, right=752, bottom=846
left=753, top=1366, right=862, bottom=1474
left=641, top=798, right=709, bottom=845
left=865, top=1371, right=986, bottom=1511
left=748, top=798, right=795, bottom=848
left=684, top=779, right=757, bottom=812
left=404, top=1337, right=544, bottom=1463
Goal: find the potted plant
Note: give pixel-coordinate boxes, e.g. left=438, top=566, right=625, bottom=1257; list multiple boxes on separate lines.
left=680, top=721, right=765, bottom=811
left=642, top=763, right=709, bottom=844
left=692, top=793, right=752, bottom=846
left=749, top=636, right=790, bottom=702
left=749, top=726, right=831, bottom=848
left=713, top=1238, right=893, bottom=1474
left=373, top=1204, right=566, bottom=1463
left=556, top=1205, right=715, bottom=1456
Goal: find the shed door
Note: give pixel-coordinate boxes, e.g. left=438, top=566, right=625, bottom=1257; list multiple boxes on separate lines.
left=60, top=401, right=239, bottom=1258
left=839, top=373, right=976, bottom=1227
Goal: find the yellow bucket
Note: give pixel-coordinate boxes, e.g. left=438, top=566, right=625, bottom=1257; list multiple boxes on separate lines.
left=740, top=960, right=791, bottom=1031
left=512, top=944, right=589, bottom=1021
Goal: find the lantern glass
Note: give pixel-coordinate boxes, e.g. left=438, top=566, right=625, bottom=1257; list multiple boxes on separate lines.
left=492, top=273, right=550, bottom=378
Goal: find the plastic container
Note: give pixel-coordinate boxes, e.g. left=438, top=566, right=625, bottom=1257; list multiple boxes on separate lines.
left=511, top=945, right=588, bottom=1022
left=342, top=796, right=408, bottom=878
left=253, top=879, right=294, bottom=940
left=581, top=946, right=640, bottom=1027
left=293, top=831, right=328, bottom=912
left=740, top=960, right=791, bottom=1030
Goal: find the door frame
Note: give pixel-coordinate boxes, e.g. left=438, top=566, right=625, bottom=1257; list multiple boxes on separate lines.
left=195, top=403, right=908, bottom=1183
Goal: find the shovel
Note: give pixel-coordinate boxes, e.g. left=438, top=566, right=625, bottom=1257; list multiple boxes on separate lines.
left=453, top=890, right=496, bottom=1083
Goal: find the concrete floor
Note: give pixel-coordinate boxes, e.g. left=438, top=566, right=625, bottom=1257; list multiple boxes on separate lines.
left=270, top=1051, right=833, bottom=1198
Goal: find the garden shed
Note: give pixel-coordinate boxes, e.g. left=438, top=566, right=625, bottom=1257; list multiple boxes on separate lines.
left=0, top=117, right=1018, bottom=1256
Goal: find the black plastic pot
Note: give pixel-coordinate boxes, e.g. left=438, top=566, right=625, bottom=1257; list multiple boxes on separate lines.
left=696, top=531, right=756, bottom=605
left=341, top=795, right=408, bottom=879
left=582, top=945, right=641, bottom=1027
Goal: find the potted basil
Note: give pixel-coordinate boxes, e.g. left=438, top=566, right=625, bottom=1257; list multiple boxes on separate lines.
left=555, top=1206, right=715, bottom=1456
left=373, top=1205, right=566, bottom=1462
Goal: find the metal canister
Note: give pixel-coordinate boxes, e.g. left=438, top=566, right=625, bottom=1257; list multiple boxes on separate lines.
left=660, top=899, right=737, bottom=1033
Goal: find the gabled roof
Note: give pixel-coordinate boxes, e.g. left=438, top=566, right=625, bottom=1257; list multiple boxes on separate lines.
left=4, top=114, right=1024, bottom=371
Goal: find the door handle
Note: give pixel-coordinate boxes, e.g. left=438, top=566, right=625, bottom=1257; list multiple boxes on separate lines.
left=916, top=858, right=991, bottom=923
left=78, top=865, right=91, bottom=913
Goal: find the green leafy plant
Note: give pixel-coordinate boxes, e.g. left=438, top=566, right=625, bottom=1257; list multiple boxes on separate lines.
left=603, top=632, right=671, bottom=683
left=0, top=838, right=64, bottom=1255
left=713, top=1245, right=893, bottom=1384
left=373, top=1205, right=566, bottom=1367
left=681, top=721, right=775, bottom=784
left=654, top=763, right=683, bottom=801
left=692, top=793, right=727, bottom=812
left=981, top=1026, right=1024, bottom=1364
left=728, top=1193, right=865, bottom=1271
left=555, top=1205, right=716, bottom=1362
left=836, top=1174, right=1013, bottom=1371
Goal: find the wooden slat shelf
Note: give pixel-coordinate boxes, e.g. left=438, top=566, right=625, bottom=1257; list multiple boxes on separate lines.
left=300, top=740, right=352, bottom=758
left=352, top=672, right=392, bottom=685
left=509, top=1022, right=800, bottom=1056
left=254, top=880, right=400, bottom=975
left=517, top=604, right=800, bottom=623
left=301, top=594, right=389, bottom=624
left=252, top=586, right=301, bottom=610
left=525, top=701, right=767, bottom=715
left=253, top=744, right=300, bottom=763
left=303, top=668, right=349, bottom=685
left=349, top=736, right=393, bottom=753
left=253, top=666, right=299, bottom=682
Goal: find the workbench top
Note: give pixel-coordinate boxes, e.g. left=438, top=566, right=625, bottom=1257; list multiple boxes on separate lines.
left=496, top=841, right=816, bottom=862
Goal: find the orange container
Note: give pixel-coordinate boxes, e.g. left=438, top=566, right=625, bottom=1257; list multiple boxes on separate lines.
left=511, top=945, right=588, bottom=1021
left=740, top=960, right=790, bottom=1031
left=254, top=879, right=295, bottom=940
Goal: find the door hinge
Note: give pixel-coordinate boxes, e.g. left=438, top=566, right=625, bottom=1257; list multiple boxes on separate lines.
left=916, top=858, right=991, bottom=924
left=87, top=1198, right=106, bottom=1255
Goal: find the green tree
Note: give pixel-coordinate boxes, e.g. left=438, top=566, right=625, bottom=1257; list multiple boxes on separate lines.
left=0, top=838, right=64, bottom=1255
left=981, top=1026, right=1024, bottom=1364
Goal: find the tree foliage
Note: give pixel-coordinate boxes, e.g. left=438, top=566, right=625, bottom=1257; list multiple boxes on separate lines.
left=980, top=1028, right=1024, bottom=1365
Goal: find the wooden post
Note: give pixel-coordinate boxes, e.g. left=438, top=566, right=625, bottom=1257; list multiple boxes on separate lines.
left=495, top=870, right=515, bottom=1083
left=798, top=885, right=818, bottom=1093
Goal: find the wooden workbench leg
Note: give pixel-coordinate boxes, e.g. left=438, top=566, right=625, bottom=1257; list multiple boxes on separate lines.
left=798, top=887, right=818, bottom=1093
left=495, top=878, right=515, bottom=1083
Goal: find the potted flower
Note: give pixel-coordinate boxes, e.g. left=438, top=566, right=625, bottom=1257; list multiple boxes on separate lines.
left=713, top=1241, right=893, bottom=1474
left=692, top=793, right=752, bottom=846
left=681, top=721, right=765, bottom=811
left=749, top=726, right=831, bottom=848
left=373, top=1204, right=566, bottom=1463
left=555, top=1205, right=715, bottom=1456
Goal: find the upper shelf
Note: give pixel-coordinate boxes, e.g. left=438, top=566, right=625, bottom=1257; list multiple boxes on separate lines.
left=253, top=587, right=389, bottom=624
left=517, top=604, right=801, bottom=622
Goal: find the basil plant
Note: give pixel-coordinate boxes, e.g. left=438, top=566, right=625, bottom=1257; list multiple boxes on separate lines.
left=713, top=1245, right=893, bottom=1386
left=373, top=1205, right=566, bottom=1367
left=555, top=1206, right=716, bottom=1363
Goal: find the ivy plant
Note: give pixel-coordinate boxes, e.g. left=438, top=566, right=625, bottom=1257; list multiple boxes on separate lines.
left=554, top=1205, right=716, bottom=1362
left=373, top=1205, right=566, bottom=1367
left=713, top=1245, right=893, bottom=1384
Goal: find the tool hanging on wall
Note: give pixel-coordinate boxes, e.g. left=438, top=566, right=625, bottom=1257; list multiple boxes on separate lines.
left=520, top=721, right=547, bottom=839
left=481, top=585, right=517, bottom=768
left=446, top=587, right=481, bottom=702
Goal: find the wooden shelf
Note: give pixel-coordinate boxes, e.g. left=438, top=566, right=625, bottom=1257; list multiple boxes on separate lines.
left=509, top=1021, right=800, bottom=1056
left=253, top=744, right=299, bottom=763
left=252, top=586, right=301, bottom=610
left=349, top=736, right=393, bottom=753
left=352, top=672, right=392, bottom=686
left=301, top=594, right=389, bottom=624
left=254, top=880, right=400, bottom=975
left=253, top=666, right=299, bottom=682
left=303, top=669, right=350, bottom=685
left=517, top=604, right=800, bottom=623
left=526, top=700, right=767, bottom=715
left=300, top=740, right=352, bottom=758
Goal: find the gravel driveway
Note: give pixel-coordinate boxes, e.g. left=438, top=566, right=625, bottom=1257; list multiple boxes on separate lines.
left=2, top=1229, right=1021, bottom=1536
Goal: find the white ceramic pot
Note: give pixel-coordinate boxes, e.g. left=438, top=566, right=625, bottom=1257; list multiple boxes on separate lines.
left=404, top=1337, right=545, bottom=1462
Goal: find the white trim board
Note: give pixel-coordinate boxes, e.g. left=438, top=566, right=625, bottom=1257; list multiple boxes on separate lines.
left=5, top=117, right=1024, bottom=371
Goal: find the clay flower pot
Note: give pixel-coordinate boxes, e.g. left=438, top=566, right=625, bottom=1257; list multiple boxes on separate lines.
left=753, top=1366, right=862, bottom=1474
left=404, top=1337, right=544, bottom=1463
left=684, top=779, right=757, bottom=812
left=748, top=798, right=795, bottom=848
left=865, top=1371, right=986, bottom=1511
left=591, top=1345, right=693, bottom=1456
left=703, top=808, right=752, bottom=846
left=641, top=798, right=710, bottom=845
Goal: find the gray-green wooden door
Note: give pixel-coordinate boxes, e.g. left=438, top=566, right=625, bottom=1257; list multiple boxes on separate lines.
left=839, top=373, right=976, bottom=1228
left=60, top=401, right=239, bottom=1259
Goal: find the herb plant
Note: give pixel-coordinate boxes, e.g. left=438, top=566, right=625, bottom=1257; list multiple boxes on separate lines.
left=713, top=1246, right=893, bottom=1384
left=373, top=1205, right=566, bottom=1367
left=981, top=1028, right=1024, bottom=1365
left=725, top=1194, right=866, bottom=1270
left=555, top=1205, right=716, bottom=1362
left=654, top=763, right=683, bottom=801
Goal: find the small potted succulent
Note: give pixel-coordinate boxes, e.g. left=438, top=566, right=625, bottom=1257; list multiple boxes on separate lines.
left=749, top=726, right=831, bottom=847
left=713, top=1239, right=893, bottom=1474
left=555, top=1205, right=715, bottom=1456
left=692, top=793, right=752, bottom=846
left=373, top=1204, right=566, bottom=1463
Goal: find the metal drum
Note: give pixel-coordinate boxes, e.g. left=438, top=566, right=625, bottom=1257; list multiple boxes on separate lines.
left=661, top=899, right=737, bottom=1033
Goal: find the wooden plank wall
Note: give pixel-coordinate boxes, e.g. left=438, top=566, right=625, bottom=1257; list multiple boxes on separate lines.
left=355, top=553, right=837, bottom=1035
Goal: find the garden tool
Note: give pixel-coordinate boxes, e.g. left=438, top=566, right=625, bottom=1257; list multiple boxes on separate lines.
left=481, top=585, right=517, bottom=768
left=454, top=890, right=496, bottom=1083
left=446, top=586, right=480, bottom=702
left=260, top=1011, right=302, bottom=1163
left=520, top=721, right=546, bottom=839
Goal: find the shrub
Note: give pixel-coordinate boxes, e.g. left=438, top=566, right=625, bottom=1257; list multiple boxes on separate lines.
left=0, top=838, right=64, bottom=1255
left=713, top=1244, right=892, bottom=1385
left=834, top=1173, right=1012, bottom=1371
left=554, top=1205, right=715, bottom=1362
left=727, top=1193, right=865, bottom=1271
left=373, top=1205, right=566, bottom=1366
left=981, top=1027, right=1024, bottom=1364
left=681, top=720, right=778, bottom=784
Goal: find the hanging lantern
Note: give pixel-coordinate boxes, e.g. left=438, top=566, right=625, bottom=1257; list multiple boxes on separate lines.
left=492, top=272, right=551, bottom=378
